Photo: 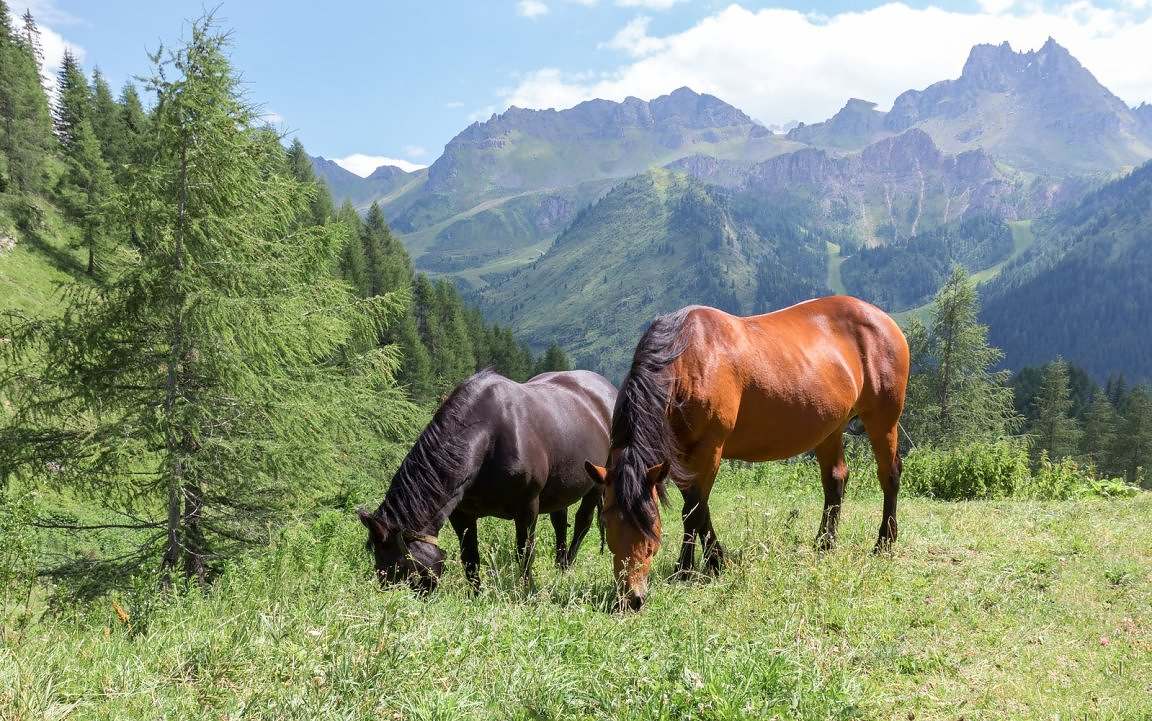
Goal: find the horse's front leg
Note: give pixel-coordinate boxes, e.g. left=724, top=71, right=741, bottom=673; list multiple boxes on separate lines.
left=675, top=488, right=703, bottom=580
left=564, top=490, right=599, bottom=568
left=449, top=511, right=481, bottom=593
left=549, top=509, right=569, bottom=569
left=515, top=498, right=540, bottom=592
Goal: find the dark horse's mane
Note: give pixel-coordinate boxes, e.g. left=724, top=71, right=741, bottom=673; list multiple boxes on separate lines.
left=612, top=307, right=694, bottom=538
left=373, top=370, right=495, bottom=532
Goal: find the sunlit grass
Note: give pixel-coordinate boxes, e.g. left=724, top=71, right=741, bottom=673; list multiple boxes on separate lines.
left=2, top=462, right=1150, bottom=720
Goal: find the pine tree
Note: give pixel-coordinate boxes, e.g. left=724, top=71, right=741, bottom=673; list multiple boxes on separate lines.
left=1081, top=392, right=1119, bottom=473
left=535, top=342, right=571, bottom=376
left=53, top=51, right=91, bottom=139
left=1027, top=357, right=1082, bottom=463
left=336, top=201, right=369, bottom=297
left=285, top=138, right=334, bottom=226
left=0, top=2, right=54, bottom=192
left=53, top=52, right=113, bottom=275
left=88, top=68, right=121, bottom=164
left=1, top=17, right=417, bottom=588
left=1112, top=387, right=1152, bottom=485
left=903, top=267, right=1019, bottom=446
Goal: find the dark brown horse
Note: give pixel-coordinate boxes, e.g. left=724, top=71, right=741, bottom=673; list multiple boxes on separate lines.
left=359, top=369, right=616, bottom=594
left=584, top=297, right=909, bottom=609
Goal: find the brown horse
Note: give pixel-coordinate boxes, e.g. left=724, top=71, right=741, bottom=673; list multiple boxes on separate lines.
left=584, top=296, right=909, bottom=610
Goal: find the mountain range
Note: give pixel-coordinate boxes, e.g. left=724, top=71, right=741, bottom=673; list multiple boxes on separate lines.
left=312, top=39, right=1152, bottom=380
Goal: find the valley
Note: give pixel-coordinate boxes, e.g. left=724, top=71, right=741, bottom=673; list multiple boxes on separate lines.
left=313, top=39, right=1152, bottom=381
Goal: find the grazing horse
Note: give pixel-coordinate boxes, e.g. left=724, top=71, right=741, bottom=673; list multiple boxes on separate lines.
left=359, top=369, right=616, bottom=594
left=584, top=297, right=909, bottom=610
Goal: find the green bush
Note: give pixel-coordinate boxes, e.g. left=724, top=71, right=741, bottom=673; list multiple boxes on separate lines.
left=902, top=442, right=1142, bottom=501
left=1016, top=454, right=1095, bottom=500
left=901, top=440, right=1030, bottom=500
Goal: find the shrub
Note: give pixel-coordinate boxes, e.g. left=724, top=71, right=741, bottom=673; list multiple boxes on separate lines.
left=901, top=440, right=1030, bottom=500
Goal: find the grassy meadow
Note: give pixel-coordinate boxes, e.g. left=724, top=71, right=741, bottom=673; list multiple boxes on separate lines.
left=3, top=460, right=1149, bottom=721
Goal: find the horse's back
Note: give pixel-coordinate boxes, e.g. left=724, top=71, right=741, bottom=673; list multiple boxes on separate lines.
left=670, top=297, right=908, bottom=460
left=478, top=370, right=616, bottom=513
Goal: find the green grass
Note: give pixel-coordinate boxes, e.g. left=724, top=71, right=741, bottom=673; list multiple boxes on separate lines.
left=3, top=461, right=1150, bottom=720
left=0, top=196, right=84, bottom=316
left=825, top=241, right=847, bottom=295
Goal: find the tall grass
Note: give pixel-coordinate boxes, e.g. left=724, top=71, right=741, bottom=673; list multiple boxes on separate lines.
left=2, top=460, right=1150, bottom=720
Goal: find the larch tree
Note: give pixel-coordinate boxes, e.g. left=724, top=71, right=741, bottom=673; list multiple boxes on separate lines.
left=0, top=17, right=418, bottom=589
left=1081, top=392, right=1119, bottom=473
left=1027, top=357, right=1082, bottom=464
left=903, top=267, right=1019, bottom=447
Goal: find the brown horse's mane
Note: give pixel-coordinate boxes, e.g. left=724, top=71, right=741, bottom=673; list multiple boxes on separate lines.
left=611, top=307, right=694, bottom=538
left=373, top=370, right=496, bottom=532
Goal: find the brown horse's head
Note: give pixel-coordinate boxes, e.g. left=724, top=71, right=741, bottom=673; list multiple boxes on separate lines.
left=585, top=457, right=668, bottom=610
left=357, top=510, right=445, bottom=595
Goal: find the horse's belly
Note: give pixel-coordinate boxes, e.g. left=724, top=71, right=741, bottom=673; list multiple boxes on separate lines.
left=723, top=393, right=853, bottom=461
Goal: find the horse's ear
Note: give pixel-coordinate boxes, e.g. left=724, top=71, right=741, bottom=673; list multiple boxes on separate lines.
left=584, top=461, right=608, bottom=486
left=645, top=462, right=670, bottom=488
left=357, top=508, right=386, bottom=541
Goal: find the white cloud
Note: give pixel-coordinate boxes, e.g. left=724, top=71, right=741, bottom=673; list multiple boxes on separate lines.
left=444, top=100, right=466, bottom=109
left=603, top=17, right=667, bottom=57
left=333, top=154, right=428, bottom=177
left=501, top=2, right=1152, bottom=127
left=616, top=0, right=686, bottom=9
left=517, top=0, right=549, bottom=18
left=260, top=111, right=284, bottom=125
left=402, top=145, right=429, bottom=158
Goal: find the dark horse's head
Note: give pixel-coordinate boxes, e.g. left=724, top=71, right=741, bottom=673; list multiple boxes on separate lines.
left=585, top=308, right=689, bottom=611
left=358, top=509, right=446, bottom=594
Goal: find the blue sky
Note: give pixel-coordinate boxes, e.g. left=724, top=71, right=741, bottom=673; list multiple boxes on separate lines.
left=15, top=0, right=1152, bottom=176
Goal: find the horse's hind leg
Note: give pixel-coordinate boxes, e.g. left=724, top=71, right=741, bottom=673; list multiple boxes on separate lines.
left=814, top=426, right=849, bottom=552
left=449, top=511, right=481, bottom=593
left=563, top=491, right=598, bottom=568
left=549, top=509, right=569, bottom=569
left=859, top=413, right=902, bottom=553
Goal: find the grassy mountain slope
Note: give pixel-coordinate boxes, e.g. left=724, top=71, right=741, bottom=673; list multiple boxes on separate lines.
left=0, top=195, right=85, bottom=316
left=982, top=160, right=1152, bottom=380
left=479, top=168, right=828, bottom=376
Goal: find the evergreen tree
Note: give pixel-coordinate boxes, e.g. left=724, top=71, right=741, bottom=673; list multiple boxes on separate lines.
left=903, top=267, right=1019, bottom=446
left=1112, top=387, right=1152, bottom=485
left=1081, top=392, right=1119, bottom=473
left=53, top=51, right=91, bottom=143
left=0, top=2, right=54, bottom=192
left=1027, top=357, right=1081, bottom=463
left=88, top=68, right=121, bottom=164
left=53, top=52, right=113, bottom=275
left=1, top=18, right=417, bottom=588
left=535, top=342, right=570, bottom=375
left=285, top=138, right=333, bottom=226
left=336, top=201, right=369, bottom=297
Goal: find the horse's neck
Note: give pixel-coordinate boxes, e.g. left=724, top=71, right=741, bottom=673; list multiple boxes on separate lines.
left=385, top=430, right=489, bottom=535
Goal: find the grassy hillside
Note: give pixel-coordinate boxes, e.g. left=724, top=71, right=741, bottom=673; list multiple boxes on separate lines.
left=982, top=160, right=1152, bottom=380
left=0, top=195, right=84, bottom=316
left=479, top=169, right=829, bottom=376
left=3, top=461, right=1149, bottom=720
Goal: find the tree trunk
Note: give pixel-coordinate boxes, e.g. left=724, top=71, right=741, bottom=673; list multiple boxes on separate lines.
left=160, top=141, right=190, bottom=590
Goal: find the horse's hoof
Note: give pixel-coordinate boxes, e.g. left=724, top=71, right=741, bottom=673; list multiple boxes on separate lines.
left=814, top=535, right=836, bottom=554
left=872, top=538, right=895, bottom=555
